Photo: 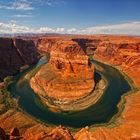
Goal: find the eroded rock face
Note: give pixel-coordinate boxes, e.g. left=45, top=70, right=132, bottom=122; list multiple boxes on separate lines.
left=10, top=127, right=20, bottom=140
left=0, top=38, right=40, bottom=81
left=94, top=42, right=140, bottom=67
left=49, top=40, right=93, bottom=78
left=37, top=37, right=60, bottom=53
left=72, top=38, right=101, bottom=55
left=74, top=127, right=94, bottom=140
left=48, top=126, right=74, bottom=140
left=31, top=40, right=94, bottom=101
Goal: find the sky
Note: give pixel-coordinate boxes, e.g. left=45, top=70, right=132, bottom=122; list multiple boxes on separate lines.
left=0, top=0, right=140, bottom=35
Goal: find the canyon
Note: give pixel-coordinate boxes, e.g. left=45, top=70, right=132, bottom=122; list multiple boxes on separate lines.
left=0, top=35, right=140, bottom=139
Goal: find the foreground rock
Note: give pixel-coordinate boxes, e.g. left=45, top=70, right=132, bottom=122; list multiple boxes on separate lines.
left=31, top=40, right=94, bottom=104
left=10, top=127, right=20, bottom=140
left=48, top=126, right=74, bottom=140
left=0, top=126, right=75, bottom=140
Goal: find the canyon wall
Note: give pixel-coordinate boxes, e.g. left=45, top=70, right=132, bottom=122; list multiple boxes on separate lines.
left=37, top=37, right=60, bottom=53
left=36, top=36, right=140, bottom=70
left=93, top=39, right=140, bottom=68
left=0, top=38, right=40, bottom=81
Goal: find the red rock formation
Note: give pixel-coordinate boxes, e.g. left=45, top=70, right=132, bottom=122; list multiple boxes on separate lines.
left=31, top=40, right=94, bottom=101
left=0, top=126, right=74, bottom=140
left=37, top=37, right=61, bottom=53
left=94, top=41, right=140, bottom=67
left=48, top=126, right=74, bottom=140
left=72, top=38, right=101, bottom=55
left=10, top=127, right=21, bottom=140
left=74, top=127, right=94, bottom=140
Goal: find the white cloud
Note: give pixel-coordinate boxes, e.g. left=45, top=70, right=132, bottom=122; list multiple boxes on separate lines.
left=0, top=0, right=34, bottom=11
left=37, top=27, right=65, bottom=33
left=0, top=22, right=33, bottom=33
left=55, top=27, right=65, bottom=32
left=67, top=28, right=77, bottom=34
left=0, top=0, right=65, bottom=11
left=33, top=0, right=66, bottom=6
left=38, top=27, right=55, bottom=33
left=13, top=14, right=33, bottom=18
left=0, top=21, right=140, bottom=35
left=82, top=21, right=140, bottom=35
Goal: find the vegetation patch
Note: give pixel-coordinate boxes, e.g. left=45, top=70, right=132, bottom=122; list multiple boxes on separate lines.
left=0, top=76, right=18, bottom=115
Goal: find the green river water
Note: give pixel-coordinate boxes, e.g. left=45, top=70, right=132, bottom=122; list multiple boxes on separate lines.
left=7, top=58, right=134, bottom=128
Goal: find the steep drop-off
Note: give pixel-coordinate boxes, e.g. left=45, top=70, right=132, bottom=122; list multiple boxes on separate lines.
left=0, top=38, right=40, bottom=81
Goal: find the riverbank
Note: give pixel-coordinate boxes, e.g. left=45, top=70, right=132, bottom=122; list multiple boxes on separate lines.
left=30, top=61, right=106, bottom=112
left=88, top=56, right=140, bottom=139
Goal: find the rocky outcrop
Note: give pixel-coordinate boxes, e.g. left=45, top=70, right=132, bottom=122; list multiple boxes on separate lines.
left=0, top=126, right=75, bottom=140
left=0, top=38, right=40, bottom=81
left=72, top=38, right=101, bottom=55
left=10, top=127, right=21, bottom=140
left=0, top=127, right=21, bottom=140
left=74, top=127, right=94, bottom=140
left=37, top=37, right=101, bottom=55
left=48, top=126, right=74, bottom=140
left=31, top=40, right=94, bottom=102
left=37, top=37, right=61, bottom=53
left=94, top=41, right=140, bottom=68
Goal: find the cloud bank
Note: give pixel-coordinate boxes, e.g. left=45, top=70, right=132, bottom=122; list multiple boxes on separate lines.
left=0, top=0, right=66, bottom=11
left=81, top=22, right=140, bottom=35
left=0, top=0, right=34, bottom=11
left=0, top=21, right=140, bottom=35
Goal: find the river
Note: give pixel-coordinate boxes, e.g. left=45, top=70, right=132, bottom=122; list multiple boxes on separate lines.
left=7, top=57, right=133, bottom=128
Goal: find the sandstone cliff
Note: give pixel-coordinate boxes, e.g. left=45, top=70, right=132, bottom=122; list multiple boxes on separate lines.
left=31, top=40, right=95, bottom=101
left=94, top=40, right=140, bottom=68
left=37, top=37, right=61, bottom=53
left=0, top=38, right=40, bottom=81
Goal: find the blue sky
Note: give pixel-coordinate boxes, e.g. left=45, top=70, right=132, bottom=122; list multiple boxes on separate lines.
left=0, top=0, right=140, bottom=34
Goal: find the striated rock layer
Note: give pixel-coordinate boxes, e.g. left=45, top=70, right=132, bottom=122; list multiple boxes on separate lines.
left=31, top=40, right=95, bottom=101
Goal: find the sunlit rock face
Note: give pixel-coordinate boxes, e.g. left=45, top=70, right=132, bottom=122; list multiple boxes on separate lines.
left=31, top=40, right=95, bottom=101
left=50, top=40, right=94, bottom=78
left=37, top=37, right=60, bottom=53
